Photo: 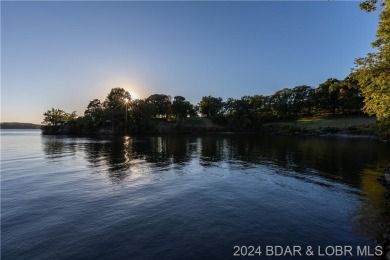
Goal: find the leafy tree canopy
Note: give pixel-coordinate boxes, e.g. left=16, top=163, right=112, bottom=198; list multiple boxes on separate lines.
left=103, top=88, right=131, bottom=111
left=198, top=96, right=224, bottom=117
left=354, top=0, right=390, bottom=121
left=145, top=94, right=172, bottom=118
left=172, top=96, right=195, bottom=120
left=43, top=108, right=77, bottom=126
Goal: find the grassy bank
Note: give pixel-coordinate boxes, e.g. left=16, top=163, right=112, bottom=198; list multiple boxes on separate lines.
left=261, top=116, right=376, bottom=136
left=155, top=115, right=378, bottom=137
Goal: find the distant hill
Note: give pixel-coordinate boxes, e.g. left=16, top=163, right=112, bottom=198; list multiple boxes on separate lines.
left=0, top=122, right=41, bottom=129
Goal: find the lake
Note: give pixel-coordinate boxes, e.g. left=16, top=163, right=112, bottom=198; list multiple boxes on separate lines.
left=1, top=129, right=390, bottom=259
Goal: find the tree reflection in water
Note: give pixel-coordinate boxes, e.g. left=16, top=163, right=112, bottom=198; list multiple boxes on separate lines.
left=42, top=134, right=390, bottom=242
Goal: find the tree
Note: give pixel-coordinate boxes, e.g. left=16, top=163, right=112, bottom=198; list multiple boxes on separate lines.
left=291, top=85, right=314, bottom=117
left=223, top=96, right=254, bottom=129
left=145, top=94, right=172, bottom=118
left=42, top=108, right=77, bottom=126
left=337, top=76, right=364, bottom=114
left=103, top=88, right=131, bottom=111
left=103, top=88, right=131, bottom=130
left=271, top=88, right=293, bottom=119
left=129, top=99, right=156, bottom=132
left=249, top=95, right=274, bottom=122
left=198, top=96, right=223, bottom=117
left=84, top=99, right=104, bottom=126
left=171, top=96, right=195, bottom=122
left=354, top=0, right=390, bottom=125
left=314, top=78, right=341, bottom=115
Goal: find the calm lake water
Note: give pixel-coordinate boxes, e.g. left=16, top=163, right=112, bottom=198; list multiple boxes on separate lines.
left=1, top=129, right=390, bottom=259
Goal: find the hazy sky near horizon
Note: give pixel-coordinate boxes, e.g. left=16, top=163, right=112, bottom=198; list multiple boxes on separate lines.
left=2, top=1, right=379, bottom=124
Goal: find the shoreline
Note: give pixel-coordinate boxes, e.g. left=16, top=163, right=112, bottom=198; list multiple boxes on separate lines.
left=377, top=166, right=390, bottom=260
left=39, top=127, right=385, bottom=141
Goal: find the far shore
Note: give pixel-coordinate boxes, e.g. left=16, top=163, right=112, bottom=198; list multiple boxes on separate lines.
left=4, top=115, right=386, bottom=141
left=0, top=122, right=41, bottom=129
left=36, top=115, right=388, bottom=141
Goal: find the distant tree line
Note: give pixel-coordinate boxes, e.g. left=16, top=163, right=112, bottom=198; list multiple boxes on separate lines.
left=0, top=122, right=41, bottom=129
left=42, top=75, right=365, bottom=134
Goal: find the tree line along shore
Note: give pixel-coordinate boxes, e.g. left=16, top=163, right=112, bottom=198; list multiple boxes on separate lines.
left=37, top=0, right=390, bottom=141
left=40, top=77, right=383, bottom=139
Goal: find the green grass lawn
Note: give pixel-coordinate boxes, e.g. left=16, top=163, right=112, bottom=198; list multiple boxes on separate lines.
left=157, top=116, right=377, bottom=135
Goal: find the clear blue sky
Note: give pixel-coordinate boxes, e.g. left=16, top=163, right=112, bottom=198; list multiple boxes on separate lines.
left=1, top=1, right=379, bottom=124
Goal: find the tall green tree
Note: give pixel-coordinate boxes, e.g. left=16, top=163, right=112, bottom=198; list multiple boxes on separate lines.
left=103, top=88, right=131, bottom=130
left=223, top=97, right=251, bottom=128
left=338, top=76, right=364, bottom=114
left=354, top=0, right=390, bottom=125
left=129, top=99, right=156, bottom=132
left=230, top=96, right=255, bottom=128
left=171, top=96, right=195, bottom=122
left=84, top=99, right=104, bottom=126
left=103, top=88, right=131, bottom=110
left=145, top=94, right=172, bottom=118
left=198, top=96, right=224, bottom=118
left=314, top=78, right=341, bottom=115
left=271, top=88, right=293, bottom=119
left=249, top=95, right=274, bottom=122
left=291, top=85, right=315, bottom=117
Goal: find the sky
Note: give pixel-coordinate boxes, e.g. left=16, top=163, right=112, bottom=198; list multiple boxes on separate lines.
left=1, top=1, right=379, bottom=124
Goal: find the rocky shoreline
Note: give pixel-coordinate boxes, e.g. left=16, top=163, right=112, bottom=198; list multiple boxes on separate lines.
left=377, top=166, right=390, bottom=260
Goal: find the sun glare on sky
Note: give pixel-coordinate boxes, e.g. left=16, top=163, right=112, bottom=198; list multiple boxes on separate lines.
left=129, top=91, right=138, bottom=100
left=105, top=76, right=144, bottom=101
left=102, top=79, right=142, bottom=102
